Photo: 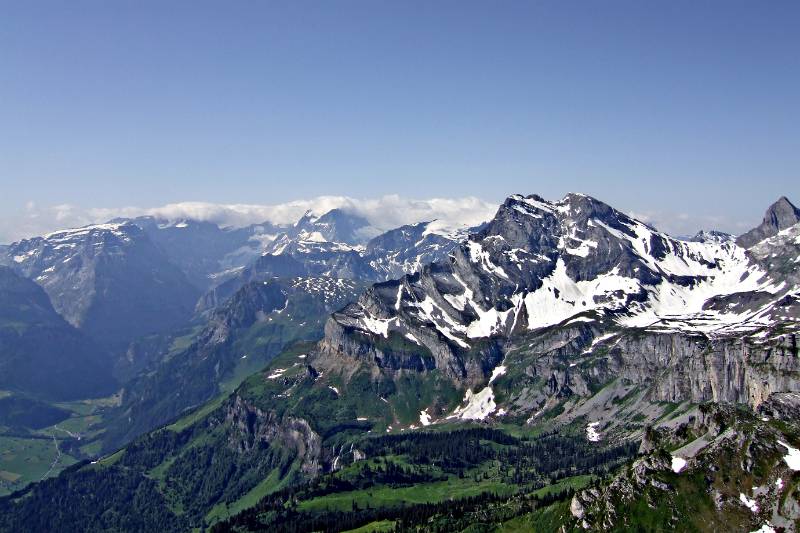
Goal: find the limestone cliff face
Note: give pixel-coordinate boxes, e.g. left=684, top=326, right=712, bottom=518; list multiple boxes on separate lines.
left=315, top=306, right=504, bottom=387
left=635, top=333, right=800, bottom=407
left=509, top=325, right=800, bottom=413
left=225, top=394, right=322, bottom=476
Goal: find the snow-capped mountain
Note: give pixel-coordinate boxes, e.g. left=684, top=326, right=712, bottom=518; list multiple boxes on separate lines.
left=3, top=193, right=799, bottom=533
left=365, top=220, right=477, bottom=280
left=269, top=208, right=380, bottom=251
left=197, top=210, right=480, bottom=312
left=303, top=193, right=800, bottom=431
left=0, top=221, right=199, bottom=348
left=688, top=229, right=734, bottom=243
left=329, top=193, right=797, bottom=362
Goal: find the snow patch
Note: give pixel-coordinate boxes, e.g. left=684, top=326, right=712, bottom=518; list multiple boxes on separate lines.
left=419, top=409, right=432, bottom=426
left=361, top=315, right=391, bottom=337
left=671, top=456, right=687, bottom=473
left=489, top=365, right=506, bottom=384
left=778, top=441, right=800, bottom=470
left=303, top=231, right=327, bottom=243
left=404, top=332, right=422, bottom=345
left=739, top=492, right=759, bottom=513
left=467, top=240, right=509, bottom=279
left=267, top=368, right=286, bottom=379
left=450, top=387, right=497, bottom=420
left=524, top=259, right=638, bottom=331
left=586, top=422, right=601, bottom=442
left=564, top=238, right=598, bottom=257
left=413, top=296, right=469, bottom=348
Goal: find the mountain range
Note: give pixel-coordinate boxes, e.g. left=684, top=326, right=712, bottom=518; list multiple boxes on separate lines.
left=0, top=192, right=798, bottom=532
left=0, top=222, right=199, bottom=351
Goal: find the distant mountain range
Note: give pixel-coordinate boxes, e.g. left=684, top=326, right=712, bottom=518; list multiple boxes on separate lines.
left=199, top=209, right=480, bottom=313
left=0, top=222, right=199, bottom=351
left=1, top=192, right=799, bottom=532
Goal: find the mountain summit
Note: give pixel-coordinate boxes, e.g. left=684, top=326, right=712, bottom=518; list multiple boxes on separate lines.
left=737, top=196, right=800, bottom=248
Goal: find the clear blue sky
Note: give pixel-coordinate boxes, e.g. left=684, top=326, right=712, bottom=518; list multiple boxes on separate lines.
left=0, top=1, right=798, bottom=237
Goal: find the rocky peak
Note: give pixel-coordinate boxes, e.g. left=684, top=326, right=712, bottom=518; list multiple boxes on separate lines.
left=736, top=196, right=800, bottom=248
left=765, top=196, right=800, bottom=228
left=689, top=230, right=734, bottom=244
left=293, top=210, right=318, bottom=228
left=286, top=208, right=376, bottom=246
left=317, top=192, right=794, bottom=392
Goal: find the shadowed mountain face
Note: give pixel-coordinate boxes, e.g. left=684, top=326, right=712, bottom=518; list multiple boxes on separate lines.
left=0, top=266, right=116, bottom=401
left=129, top=217, right=286, bottom=290
left=736, top=196, right=800, bottom=248
left=0, top=222, right=200, bottom=350
left=102, top=275, right=368, bottom=450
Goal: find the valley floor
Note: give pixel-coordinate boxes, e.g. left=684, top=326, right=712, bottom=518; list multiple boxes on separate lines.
left=0, top=391, right=118, bottom=495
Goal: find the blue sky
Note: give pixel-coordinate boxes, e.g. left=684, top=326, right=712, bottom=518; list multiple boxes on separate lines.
left=0, top=1, right=798, bottom=241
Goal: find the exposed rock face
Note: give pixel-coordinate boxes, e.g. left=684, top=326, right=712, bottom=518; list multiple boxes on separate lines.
left=609, top=332, right=800, bottom=407
left=758, top=391, right=800, bottom=421
left=483, top=321, right=800, bottom=432
left=737, top=196, right=800, bottom=248
left=226, top=394, right=321, bottom=476
left=748, top=220, right=800, bottom=290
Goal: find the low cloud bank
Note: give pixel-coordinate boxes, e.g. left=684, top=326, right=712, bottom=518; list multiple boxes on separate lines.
left=2, top=195, right=499, bottom=243
left=1, top=195, right=751, bottom=244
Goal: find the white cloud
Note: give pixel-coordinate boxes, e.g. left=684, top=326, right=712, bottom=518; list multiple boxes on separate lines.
left=0, top=193, right=754, bottom=244
left=1, top=196, right=499, bottom=243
